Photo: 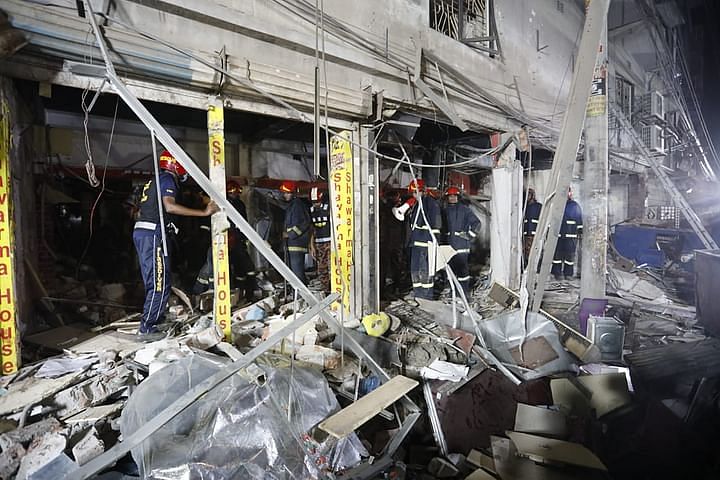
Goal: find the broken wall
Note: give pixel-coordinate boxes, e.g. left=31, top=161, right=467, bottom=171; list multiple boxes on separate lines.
left=0, top=75, right=35, bottom=346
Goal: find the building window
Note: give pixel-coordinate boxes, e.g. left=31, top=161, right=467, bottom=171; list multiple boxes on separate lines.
left=616, top=76, right=634, bottom=120
left=430, top=0, right=499, bottom=55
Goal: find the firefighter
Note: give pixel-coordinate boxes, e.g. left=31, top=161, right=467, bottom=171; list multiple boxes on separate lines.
left=407, top=179, right=441, bottom=300
left=523, top=187, right=542, bottom=266
left=134, top=149, right=218, bottom=334
left=552, top=187, right=583, bottom=280
left=443, top=186, right=479, bottom=294
left=193, top=181, right=255, bottom=298
left=281, top=181, right=311, bottom=284
left=309, top=187, right=331, bottom=293
left=379, top=190, right=407, bottom=297
left=227, top=181, right=256, bottom=298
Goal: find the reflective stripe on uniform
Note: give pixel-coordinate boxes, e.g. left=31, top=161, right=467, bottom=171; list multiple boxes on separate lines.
left=565, top=234, right=578, bottom=238
left=196, top=278, right=209, bottom=285
left=563, top=261, right=574, bottom=266
left=200, top=225, right=211, bottom=231
left=290, top=226, right=303, bottom=236
left=468, top=231, right=477, bottom=237
left=458, top=275, right=471, bottom=282
left=552, top=260, right=562, bottom=264
left=566, top=220, right=577, bottom=225
left=413, top=282, right=434, bottom=288
left=413, top=241, right=429, bottom=247
left=456, top=248, right=470, bottom=254
left=288, top=246, right=308, bottom=252
left=135, top=221, right=157, bottom=230
left=531, top=219, right=539, bottom=223
left=315, top=237, right=331, bottom=243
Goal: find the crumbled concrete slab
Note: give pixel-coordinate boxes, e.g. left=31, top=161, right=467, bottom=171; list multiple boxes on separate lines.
left=0, top=373, right=84, bottom=416
left=0, top=443, right=26, bottom=479
left=53, top=365, right=132, bottom=419
left=71, top=428, right=104, bottom=465
left=0, top=418, right=61, bottom=451
left=15, top=432, right=66, bottom=480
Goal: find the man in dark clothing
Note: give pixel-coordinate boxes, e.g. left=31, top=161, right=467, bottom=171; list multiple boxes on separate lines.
left=134, top=149, right=218, bottom=334
left=407, top=179, right=442, bottom=300
left=309, top=187, right=331, bottom=293
left=379, top=190, right=407, bottom=297
left=552, top=187, right=583, bottom=280
left=281, top=180, right=311, bottom=284
left=523, top=187, right=542, bottom=266
left=443, top=186, right=480, bottom=294
left=193, top=181, right=255, bottom=299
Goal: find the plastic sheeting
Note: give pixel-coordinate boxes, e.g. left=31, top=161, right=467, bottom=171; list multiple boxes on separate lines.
left=475, top=310, right=576, bottom=381
left=121, top=354, right=367, bottom=479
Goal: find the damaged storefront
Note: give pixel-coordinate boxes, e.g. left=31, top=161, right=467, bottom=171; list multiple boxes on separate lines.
left=0, top=1, right=719, bottom=480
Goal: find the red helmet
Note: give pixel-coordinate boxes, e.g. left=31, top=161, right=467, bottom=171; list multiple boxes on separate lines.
left=159, top=150, right=187, bottom=177
left=279, top=180, right=297, bottom=193
left=445, top=186, right=461, bottom=196
left=408, top=178, right=426, bottom=192
left=227, top=180, right=243, bottom=195
left=310, top=187, right=325, bottom=202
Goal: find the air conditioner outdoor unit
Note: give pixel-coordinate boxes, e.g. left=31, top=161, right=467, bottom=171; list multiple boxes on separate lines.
left=642, top=124, right=665, bottom=154
left=642, top=91, right=664, bottom=121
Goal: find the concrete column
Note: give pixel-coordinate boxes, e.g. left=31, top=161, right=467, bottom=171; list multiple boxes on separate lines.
left=580, top=21, right=608, bottom=301
left=208, top=96, right=231, bottom=339
left=490, top=134, right=522, bottom=290
left=352, top=125, right=379, bottom=317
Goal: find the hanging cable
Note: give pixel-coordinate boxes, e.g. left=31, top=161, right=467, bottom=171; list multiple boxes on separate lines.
left=75, top=96, right=119, bottom=278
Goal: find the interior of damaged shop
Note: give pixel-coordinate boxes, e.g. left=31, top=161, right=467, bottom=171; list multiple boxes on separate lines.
left=1, top=0, right=720, bottom=479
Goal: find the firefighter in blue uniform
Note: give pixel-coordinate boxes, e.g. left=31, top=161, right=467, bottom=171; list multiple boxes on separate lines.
left=443, top=186, right=480, bottom=294
left=281, top=181, right=312, bottom=284
left=193, top=181, right=255, bottom=299
left=134, top=150, right=218, bottom=334
left=523, top=187, right=542, bottom=266
left=408, top=179, right=442, bottom=299
left=552, top=187, right=583, bottom=280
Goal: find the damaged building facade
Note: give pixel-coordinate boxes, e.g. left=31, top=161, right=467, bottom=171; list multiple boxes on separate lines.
left=0, top=0, right=719, bottom=479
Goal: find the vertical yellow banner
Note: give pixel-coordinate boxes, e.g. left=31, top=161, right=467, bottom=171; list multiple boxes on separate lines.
left=330, top=131, right=353, bottom=314
left=0, top=100, right=18, bottom=375
left=208, top=99, right=231, bottom=340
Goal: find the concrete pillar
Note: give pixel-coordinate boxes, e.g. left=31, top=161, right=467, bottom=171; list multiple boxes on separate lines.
left=580, top=21, right=608, bottom=301
left=490, top=133, right=522, bottom=290
left=208, top=97, right=231, bottom=339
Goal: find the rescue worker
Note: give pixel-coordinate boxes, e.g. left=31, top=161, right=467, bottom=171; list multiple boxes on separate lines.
left=281, top=181, right=311, bottom=284
left=407, top=179, right=441, bottom=299
left=523, top=187, right=542, bottom=265
left=192, top=181, right=255, bottom=298
left=134, top=149, right=218, bottom=334
left=552, top=187, right=583, bottom=280
left=379, top=190, right=407, bottom=297
left=443, top=186, right=480, bottom=294
left=309, top=187, right=331, bottom=293
left=227, top=181, right=256, bottom=299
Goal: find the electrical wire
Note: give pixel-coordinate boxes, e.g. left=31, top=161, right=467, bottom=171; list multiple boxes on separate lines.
left=75, top=96, right=119, bottom=278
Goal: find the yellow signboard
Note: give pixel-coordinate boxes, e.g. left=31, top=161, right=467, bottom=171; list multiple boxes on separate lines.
left=0, top=100, right=18, bottom=375
left=208, top=100, right=231, bottom=340
left=330, top=132, right=353, bottom=314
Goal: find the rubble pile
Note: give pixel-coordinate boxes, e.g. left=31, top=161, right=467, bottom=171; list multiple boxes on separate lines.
left=3, top=252, right=720, bottom=480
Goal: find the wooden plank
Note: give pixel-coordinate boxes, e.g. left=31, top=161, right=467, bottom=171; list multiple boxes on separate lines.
left=465, top=468, right=496, bottom=480
left=319, top=375, right=418, bottom=439
left=25, top=325, right=96, bottom=350
left=514, top=403, right=568, bottom=438
left=507, top=431, right=607, bottom=471
left=466, top=449, right=495, bottom=473
left=64, top=403, right=124, bottom=425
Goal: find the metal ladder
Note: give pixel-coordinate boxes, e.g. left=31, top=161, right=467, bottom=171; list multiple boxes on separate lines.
left=610, top=104, right=718, bottom=250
